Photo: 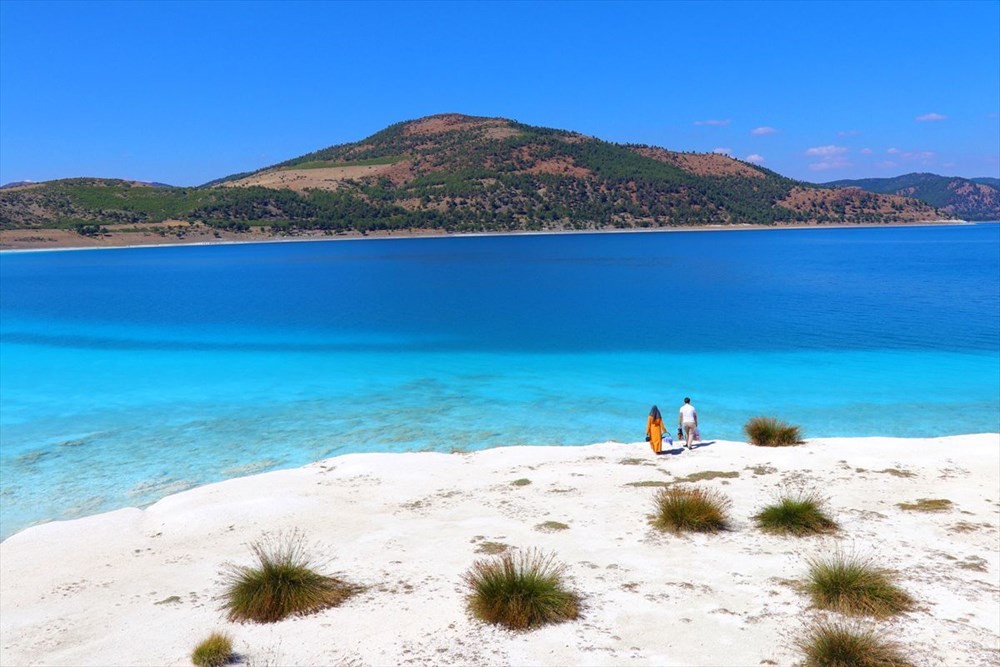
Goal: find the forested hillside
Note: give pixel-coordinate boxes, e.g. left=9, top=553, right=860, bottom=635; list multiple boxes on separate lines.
left=1, top=115, right=949, bottom=239
left=822, top=172, right=999, bottom=220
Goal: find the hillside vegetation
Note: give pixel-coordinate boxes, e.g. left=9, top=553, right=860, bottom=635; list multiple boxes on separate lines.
left=1, top=114, right=950, bottom=237
left=822, top=172, right=999, bottom=221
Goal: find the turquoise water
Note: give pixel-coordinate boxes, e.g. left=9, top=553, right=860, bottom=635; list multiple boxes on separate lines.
left=1, top=224, right=998, bottom=538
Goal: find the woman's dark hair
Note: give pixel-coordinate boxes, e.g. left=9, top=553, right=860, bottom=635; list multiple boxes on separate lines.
left=649, top=405, right=662, bottom=421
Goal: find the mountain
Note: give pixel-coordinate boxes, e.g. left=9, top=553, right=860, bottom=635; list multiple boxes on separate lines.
left=821, top=173, right=999, bottom=221
left=1, top=114, right=950, bottom=236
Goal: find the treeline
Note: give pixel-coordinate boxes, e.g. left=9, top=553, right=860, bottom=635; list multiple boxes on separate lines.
left=1, top=173, right=925, bottom=233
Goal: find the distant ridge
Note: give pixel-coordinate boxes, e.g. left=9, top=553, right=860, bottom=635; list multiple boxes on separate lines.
left=0, top=179, right=175, bottom=190
left=822, top=172, right=999, bottom=221
left=2, top=114, right=951, bottom=236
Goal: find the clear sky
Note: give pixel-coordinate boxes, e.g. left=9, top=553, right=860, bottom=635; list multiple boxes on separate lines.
left=1, top=0, right=998, bottom=187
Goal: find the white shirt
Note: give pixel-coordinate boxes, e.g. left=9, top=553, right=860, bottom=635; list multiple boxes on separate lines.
left=679, top=404, right=697, bottom=424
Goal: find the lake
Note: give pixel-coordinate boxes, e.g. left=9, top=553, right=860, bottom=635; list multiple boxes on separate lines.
left=1, top=223, right=998, bottom=538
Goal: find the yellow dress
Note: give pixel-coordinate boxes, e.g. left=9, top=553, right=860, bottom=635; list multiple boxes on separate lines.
left=646, top=415, right=665, bottom=454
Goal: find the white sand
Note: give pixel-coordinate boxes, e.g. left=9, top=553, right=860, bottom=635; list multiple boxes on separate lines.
left=1, top=435, right=998, bottom=666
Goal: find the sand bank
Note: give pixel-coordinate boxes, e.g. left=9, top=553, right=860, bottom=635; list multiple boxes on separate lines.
left=1, top=435, right=998, bottom=666
left=0, top=220, right=970, bottom=253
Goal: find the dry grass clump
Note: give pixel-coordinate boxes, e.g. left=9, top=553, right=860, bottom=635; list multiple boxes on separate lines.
left=618, top=457, right=652, bottom=466
left=652, top=486, right=731, bottom=533
left=744, top=416, right=803, bottom=446
left=876, top=468, right=915, bottom=478
left=797, top=619, right=913, bottom=667
left=475, top=541, right=510, bottom=555
left=675, top=470, right=740, bottom=483
left=805, top=553, right=914, bottom=618
left=896, top=498, right=952, bottom=512
left=221, top=530, right=361, bottom=623
left=464, top=548, right=580, bottom=630
left=535, top=520, right=569, bottom=532
left=191, top=632, right=233, bottom=667
left=755, top=491, right=838, bottom=536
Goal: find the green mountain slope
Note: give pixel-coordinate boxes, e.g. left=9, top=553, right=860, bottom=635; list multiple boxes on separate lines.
left=2, top=115, right=949, bottom=235
left=822, top=172, right=999, bottom=221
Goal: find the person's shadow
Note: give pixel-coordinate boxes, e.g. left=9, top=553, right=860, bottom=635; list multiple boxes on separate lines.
left=662, top=440, right=716, bottom=454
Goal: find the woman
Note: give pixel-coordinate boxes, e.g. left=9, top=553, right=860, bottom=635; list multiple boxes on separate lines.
left=646, top=405, right=667, bottom=454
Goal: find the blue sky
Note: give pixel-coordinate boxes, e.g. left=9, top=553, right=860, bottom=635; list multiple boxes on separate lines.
left=1, top=0, right=997, bottom=186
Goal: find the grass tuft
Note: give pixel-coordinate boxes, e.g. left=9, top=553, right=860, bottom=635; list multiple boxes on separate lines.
left=511, top=478, right=532, bottom=486
left=652, top=486, right=731, bottom=533
left=744, top=416, right=803, bottom=446
left=755, top=491, right=838, bottom=536
left=221, top=529, right=361, bottom=623
left=805, top=553, right=914, bottom=618
left=797, top=619, right=913, bottom=667
left=191, top=632, right=234, bottom=667
left=464, top=548, right=580, bottom=630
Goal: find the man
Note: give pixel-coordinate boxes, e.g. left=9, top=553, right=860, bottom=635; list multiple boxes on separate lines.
left=678, top=397, right=698, bottom=450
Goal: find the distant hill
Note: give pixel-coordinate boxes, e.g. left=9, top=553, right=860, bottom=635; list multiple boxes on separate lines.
left=821, top=173, right=999, bottom=221
left=0, top=178, right=209, bottom=229
left=2, top=114, right=950, bottom=235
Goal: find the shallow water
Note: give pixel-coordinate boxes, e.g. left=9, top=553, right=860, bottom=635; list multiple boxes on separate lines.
left=2, top=224, right=998, bottom=538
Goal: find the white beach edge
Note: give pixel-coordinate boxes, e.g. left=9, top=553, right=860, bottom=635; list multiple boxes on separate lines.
left=2, top=434, right=998, bottom=666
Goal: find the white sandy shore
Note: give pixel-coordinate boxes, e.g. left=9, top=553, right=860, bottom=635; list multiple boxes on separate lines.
left=1, top=435, right=998, bottom=666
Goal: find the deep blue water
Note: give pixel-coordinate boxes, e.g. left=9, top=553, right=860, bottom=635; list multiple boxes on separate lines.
left=1, top=224, right=998, bottom=538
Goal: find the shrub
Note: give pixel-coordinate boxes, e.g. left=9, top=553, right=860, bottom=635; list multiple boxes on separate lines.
left=221, top=530, right=361, bottom=623
left=191, top=632, right=233, bottom=667
left=805, top=553, right=915, bottom=618
left=464, top=548, right=580, bottom=630
left=744, top=416, right=803, bottom=446
left=797, top=619, right=913, bottom=667
left=755, top=491, right=838, bottom=536
left=652, top=486, right=731, bottom=533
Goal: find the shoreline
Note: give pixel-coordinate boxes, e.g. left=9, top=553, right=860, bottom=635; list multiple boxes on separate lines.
left=2, top=428, right=996, bottom=543
left=0, top=219, right=977, bottom=254
left=2, top=434, right=997, bottom=665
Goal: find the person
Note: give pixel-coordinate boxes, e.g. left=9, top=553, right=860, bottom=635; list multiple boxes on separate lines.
left=678, top=397, right=698, bottom=449
left=645, top=405, right=667, bottom=454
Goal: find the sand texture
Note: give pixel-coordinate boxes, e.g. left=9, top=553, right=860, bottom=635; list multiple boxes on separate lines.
left=1, top=435, right=998, bottom=666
